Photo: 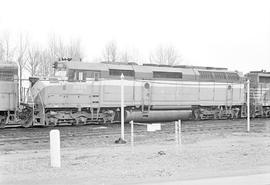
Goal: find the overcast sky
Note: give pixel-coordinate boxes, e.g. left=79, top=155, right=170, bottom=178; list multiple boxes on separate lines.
left=1, top=0, right=269, bottom=73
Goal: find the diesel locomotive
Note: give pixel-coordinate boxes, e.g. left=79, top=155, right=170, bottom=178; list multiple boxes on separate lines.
left=0, top=63, right=19, bottom=128
left=0, top=59, right=269, bottom=128
left=16, top=60, right=245, bottom=127
left=246, top=70, right=270, bottom=117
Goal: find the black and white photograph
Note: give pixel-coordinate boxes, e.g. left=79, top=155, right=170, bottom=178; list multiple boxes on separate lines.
left=0, top=0, right=270, bottom=184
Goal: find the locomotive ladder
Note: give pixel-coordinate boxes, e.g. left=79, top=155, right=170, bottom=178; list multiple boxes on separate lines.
left=226, top=84, right=233, bottom=107
left=90, top=81, right=101, bottom=121
left=142, top=82, right=152, bottom=113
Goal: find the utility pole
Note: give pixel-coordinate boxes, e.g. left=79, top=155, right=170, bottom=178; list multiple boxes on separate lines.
left=115, top=73, right=126, bottom=144
left=121, top=73, right=125, bottom=140
left=247, top=79, right=250, bottom=132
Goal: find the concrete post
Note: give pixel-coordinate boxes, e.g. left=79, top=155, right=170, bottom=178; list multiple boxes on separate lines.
left=175, top=121, right=179, bottom=145
left=50, top=130, right=61, bottom=168
left=247, top=79, right=250, bottom=132
left=178, top=120, right=181, bottom=145
left=130, top=120, right=134, bottom=153
left=121, top=73, right=125, bottom=140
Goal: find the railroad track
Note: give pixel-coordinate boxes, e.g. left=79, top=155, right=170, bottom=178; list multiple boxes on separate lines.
left=0, top=119, right=269, bottom=148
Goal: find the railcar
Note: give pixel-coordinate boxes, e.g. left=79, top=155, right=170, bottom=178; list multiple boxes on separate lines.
left=0, top=62, right=19, bottom=128
left=22, top=59, right=246, bottom=127
left=245, top=70, right=270, bottom=118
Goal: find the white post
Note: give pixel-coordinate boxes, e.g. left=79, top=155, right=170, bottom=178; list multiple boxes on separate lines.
left=50, top=130, right=61, bottom=168
left=121, top=73, right=125, bottom=140
left=175, top=121, right=178, bottom=145
left=130, top=120, right=134, bottom=153
left=247, top=79, right=250, bottom=132
left=178, top=120, right=181, bottom=145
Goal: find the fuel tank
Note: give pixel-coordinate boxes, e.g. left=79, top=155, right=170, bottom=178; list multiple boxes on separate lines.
left=125, top=110, right=192, bottom=123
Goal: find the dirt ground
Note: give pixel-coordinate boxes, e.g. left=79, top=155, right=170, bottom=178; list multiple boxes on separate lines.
left=1, top=126, right=270, bottom=185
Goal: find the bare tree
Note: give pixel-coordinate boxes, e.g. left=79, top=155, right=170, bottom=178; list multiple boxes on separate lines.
left=48, top=34, right=63, bottom=60
left=3, top=33, right=11, bottom=62
left=45, top=35, right=84, bottom=75
left=67, top=39, right=83, bottom=60
left=102, top=41, right=118, bottom=62
left=26, top=46, right=41, bottom=76
left=0, top=32, right=15, bottom=62
left=119, top=48, right=140, bottom=63
left=120, top=50, right=131, bottom=63
left=15, top=33, right=29, bottom=101
left=150, top=45, right=183, bottom=65
left=48, top=35, right=84, bottom=59
left=0, top=41, right=4, bottom=62
left=36, top=49, right=51, bottom=77
left=47, top=34, right=60, bottom=75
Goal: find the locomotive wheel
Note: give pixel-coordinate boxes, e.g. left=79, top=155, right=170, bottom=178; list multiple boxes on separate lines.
left=17, top=105, right=34, bottom=128
left=193, top=109, right=201, bottom=120
left=73, top=119, right=80, bottom=126
left=73, top=116, right=87, bottom=126
left=21, top=114, right=33, bottom=128
left=47, top=122, right=57, bottom=127
left=18, top=109, right=34, bottom=128
left=46, top=117, right=58, bottom=127
left=0, top=116, right=6, bottom=128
